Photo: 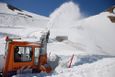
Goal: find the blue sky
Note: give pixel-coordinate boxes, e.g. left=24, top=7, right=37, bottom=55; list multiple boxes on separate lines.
left=0, top=0, right=115, bottom=17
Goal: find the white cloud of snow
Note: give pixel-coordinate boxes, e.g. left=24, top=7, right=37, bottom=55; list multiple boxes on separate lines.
left=48, top=1, right=82, bottom=29
left=48, top=1, right=115, bottom=56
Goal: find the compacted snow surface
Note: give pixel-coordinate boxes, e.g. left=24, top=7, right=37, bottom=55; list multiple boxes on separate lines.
left=0, top=1, right=115, bottom=77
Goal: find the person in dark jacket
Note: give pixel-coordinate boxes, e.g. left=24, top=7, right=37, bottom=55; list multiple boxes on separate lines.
left=14, top=46, right=21, bottom=62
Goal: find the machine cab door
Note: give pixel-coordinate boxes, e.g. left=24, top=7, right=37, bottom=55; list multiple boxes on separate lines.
left=12, top=46, right=33, bottom=71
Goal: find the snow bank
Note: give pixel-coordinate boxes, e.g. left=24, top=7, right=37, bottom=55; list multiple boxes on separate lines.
left=49, top=58, right=115, bottom=77
left=12, top=57, right=115, bottom=77
left=79, top=12, right=115, bottom=55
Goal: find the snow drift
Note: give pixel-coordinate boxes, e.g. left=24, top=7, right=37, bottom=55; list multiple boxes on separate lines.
left=50, top=58, right=115, bottom=77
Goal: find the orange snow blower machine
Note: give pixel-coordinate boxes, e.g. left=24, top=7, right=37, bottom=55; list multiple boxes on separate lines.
left=0, top=31, right=52, bottom=77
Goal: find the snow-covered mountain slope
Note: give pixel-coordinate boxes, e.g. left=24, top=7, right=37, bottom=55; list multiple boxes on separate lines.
left=0, top=2, right=49, bottom=28
left=0, top=2, right=48, bottom=19
left=48, top=1, right=115, bottom=56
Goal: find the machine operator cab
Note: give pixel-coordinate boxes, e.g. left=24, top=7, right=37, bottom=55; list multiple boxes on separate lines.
left=3, top=31, right=51, bottom=77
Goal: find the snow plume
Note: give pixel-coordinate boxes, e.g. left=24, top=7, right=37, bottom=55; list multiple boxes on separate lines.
left=49, top=1, right=82, bottom=29
left=48, top=1, right=115, bottom=55
left=48, top=1, right=84, bottom=41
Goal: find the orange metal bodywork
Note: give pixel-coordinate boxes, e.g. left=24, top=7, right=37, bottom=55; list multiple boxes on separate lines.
left=2, top=41, right=51, bottom=77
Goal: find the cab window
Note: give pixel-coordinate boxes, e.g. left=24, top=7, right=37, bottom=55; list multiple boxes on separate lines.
left=14, top=46, right=32, bottom=62
left=34, top=48, right=40, bottom=65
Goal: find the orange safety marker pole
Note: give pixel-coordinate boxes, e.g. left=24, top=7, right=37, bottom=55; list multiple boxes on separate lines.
left=68, top=54, right=74, bottom=68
